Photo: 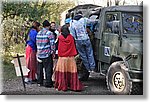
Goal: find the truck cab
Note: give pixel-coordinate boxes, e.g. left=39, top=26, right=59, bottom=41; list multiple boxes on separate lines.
left=92, top=5, right=143, bottom=94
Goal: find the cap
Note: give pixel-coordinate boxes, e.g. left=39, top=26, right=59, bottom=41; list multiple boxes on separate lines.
left=65, top=18, right=71, bottom=24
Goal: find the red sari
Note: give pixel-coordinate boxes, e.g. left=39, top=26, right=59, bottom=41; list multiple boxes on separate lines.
left=25, top=45, right=37, bottom=80
left=54, top=34, right=84, bottom=91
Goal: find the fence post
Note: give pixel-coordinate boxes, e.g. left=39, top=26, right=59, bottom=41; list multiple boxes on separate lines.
left=16, top=54, right=26, bottom=91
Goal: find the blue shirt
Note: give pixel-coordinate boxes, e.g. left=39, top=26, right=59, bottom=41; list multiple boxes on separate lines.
left=26, top=29, right=37, bottom=51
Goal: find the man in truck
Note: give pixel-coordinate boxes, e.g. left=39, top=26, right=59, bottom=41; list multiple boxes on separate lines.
left=69, top=11, right=95, bottom=73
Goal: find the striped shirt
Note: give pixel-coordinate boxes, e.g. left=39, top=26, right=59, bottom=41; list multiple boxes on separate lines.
left=36, top=28, right=55, bottom=58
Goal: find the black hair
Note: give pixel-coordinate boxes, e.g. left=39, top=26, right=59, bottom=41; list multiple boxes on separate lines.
left=66, top=13, right=70, bottom=19
left=32, top=21, right=40, bottom=28
left=51, top=22, right=56, bottom=25
left=25, top=21, right=40, bottom=42
left=36, top=22, right=41, bottom=27
left=43, top=20, right=50, bottom=27
left=61, top=25, right=70, bottom=38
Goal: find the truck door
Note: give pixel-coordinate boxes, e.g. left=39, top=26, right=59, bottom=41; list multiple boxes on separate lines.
left=100, top=12, right=121, bottom=67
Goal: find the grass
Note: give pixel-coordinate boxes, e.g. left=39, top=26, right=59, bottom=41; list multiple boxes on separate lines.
left=2, top=62, right=17, bottom=80
left=2, top=43, right=26, bottom=81
left=2, top=51, right=24, bottom=81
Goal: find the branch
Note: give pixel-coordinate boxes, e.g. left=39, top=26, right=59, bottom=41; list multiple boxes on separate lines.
left=3, top=13, right=17, bottom=19
left=41, top=0, right=46, bottom=7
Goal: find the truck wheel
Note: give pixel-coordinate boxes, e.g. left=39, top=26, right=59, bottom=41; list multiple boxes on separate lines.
left=106, top=61, right=132, bottom=95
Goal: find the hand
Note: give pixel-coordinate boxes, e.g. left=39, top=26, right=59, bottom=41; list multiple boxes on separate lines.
left=37, top=57, right=42, bottom=63
left=52, top=53, right=55, bottom=59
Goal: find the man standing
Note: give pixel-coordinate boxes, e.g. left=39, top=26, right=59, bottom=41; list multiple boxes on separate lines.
left=70, top=11, right=95, bottom=72
left=49, top=22, right=59, bottom=59
left=36, top=20, right=55, bottom=88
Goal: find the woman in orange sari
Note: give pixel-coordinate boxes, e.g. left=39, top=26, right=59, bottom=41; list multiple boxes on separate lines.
left=54, top=25, right=84, bottom=91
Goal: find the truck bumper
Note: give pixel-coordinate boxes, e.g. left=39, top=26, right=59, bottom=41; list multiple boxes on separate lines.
left=128, top=69, right=143, bottom=82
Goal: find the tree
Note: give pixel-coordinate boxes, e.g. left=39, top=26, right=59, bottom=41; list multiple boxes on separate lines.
left=2, top=0, right=75, bottom=62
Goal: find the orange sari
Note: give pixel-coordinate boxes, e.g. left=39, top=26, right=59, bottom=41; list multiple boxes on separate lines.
left=55, top=57, right=83, bottom=91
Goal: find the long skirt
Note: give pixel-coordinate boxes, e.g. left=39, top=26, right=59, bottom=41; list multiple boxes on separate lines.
left=54, top=57, right=84, bottom=91
left=52, top=59, right=58, bottom=82
left=25, top=45, right=37, bottom=80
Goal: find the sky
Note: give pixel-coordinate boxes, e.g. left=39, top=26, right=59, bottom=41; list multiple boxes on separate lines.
left=1, top=0, right=143, bottom=6
left=70, top=0, right=143, bottom=6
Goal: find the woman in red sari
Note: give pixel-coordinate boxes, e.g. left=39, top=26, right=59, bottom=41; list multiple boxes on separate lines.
left=54, top=25, right=84, bottom=91
left=25, top=21, right=40, bottom=84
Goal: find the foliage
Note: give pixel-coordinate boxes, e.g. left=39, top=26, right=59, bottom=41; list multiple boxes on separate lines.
left=2, top=0, right=75, bottom=59
left=1, top=0, right=75, bottom=80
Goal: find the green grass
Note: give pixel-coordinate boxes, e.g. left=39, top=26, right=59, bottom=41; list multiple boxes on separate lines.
left=2, top=62, right=17, bottom=80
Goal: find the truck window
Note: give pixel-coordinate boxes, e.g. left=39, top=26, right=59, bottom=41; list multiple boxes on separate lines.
left=122, top=12, right=143, bottom=34
left=104, top=13, right=120, bottom=33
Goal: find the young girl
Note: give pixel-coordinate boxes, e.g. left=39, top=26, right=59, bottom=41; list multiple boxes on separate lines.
left=54, top=25, right=84, bottom=91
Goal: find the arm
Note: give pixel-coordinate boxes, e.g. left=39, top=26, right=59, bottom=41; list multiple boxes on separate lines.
left=30, top=30, right=37, bottom=44
left=69, top=25, right=76, bottom=38
left=86, top=17, right=98, bottom=24
left=69, top=21, right=77, bottom=39
left=48, top=31, right=56, bottom=54
left=86, top=18, right=98, bottom=33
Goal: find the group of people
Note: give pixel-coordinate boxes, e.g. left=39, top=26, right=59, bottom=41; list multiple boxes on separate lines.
left=25, top=11, right=96, bottom=92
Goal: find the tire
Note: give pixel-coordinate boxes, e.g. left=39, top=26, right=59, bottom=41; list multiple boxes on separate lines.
left=106, top=61, right=132, bottom=95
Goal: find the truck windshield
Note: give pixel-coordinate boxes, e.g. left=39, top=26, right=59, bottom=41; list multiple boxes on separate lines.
left=122, top=12, right=143, bottom=34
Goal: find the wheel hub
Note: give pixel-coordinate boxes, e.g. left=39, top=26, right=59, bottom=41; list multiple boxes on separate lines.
left=112, top=72, right=125, bottom=92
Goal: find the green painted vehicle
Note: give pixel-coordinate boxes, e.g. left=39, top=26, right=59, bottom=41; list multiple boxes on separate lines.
left=92, top=5, right=143, bottom=95
left=69, top=5, right=143, bottom=95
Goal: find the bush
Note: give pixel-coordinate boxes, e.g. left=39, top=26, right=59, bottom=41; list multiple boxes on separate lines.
left=2, top=52, right=13, bottom=65
left=2, top=43, right=25, bottom=80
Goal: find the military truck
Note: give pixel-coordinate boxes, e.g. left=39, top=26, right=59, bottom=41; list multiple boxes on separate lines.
left=68, top=5, right=143, bottom=95
left=67, top=4, right=101, bottom=17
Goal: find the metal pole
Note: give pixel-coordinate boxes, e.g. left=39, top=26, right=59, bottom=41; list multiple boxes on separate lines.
left=17, top=54, right=26, bottom=91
